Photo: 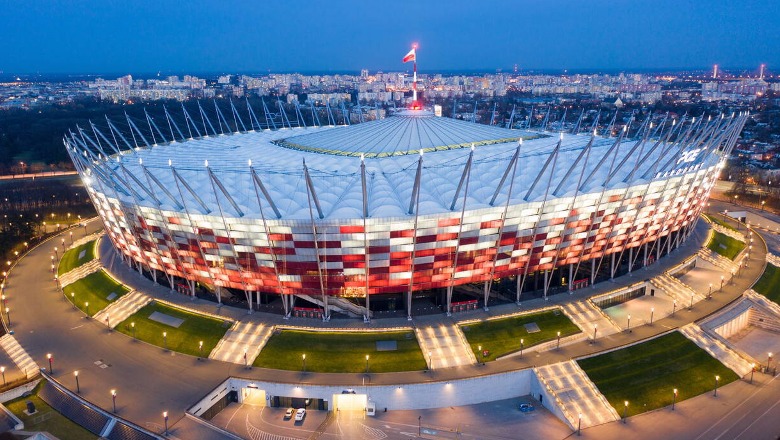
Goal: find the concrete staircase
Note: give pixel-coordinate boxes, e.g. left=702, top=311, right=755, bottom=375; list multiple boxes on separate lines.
left=650, top=273, right=706, bottom=306
left=745, top=289, right=780, bottom=318
left=679, top=324, right=753, bottom=376
left=93, top=290, right=151, bottom=329
left=59, top=260, right=103, bottom=287
left=416, top=323, right=476, bottom=369
left=698, top=248, right=738, bottom=273
left=209, top=321, right=274, bottom=365
left=0, top=334, right=39, bottom=379
left=69, top=232, right=103, bottom=249
left=295, top=294, right=372, bottom=319
left=710, top=224, right=746, bottom=242
left=535, top=360, right=619, bottom=429
left=561, top=302, right=621, bottom=338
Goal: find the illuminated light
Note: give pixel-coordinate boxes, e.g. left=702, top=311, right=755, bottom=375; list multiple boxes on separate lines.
left=168, top=159, right=172, bottom=166
left=204, top=160, right=209, bottom=167
left=247, top=159, right=252, bottom=167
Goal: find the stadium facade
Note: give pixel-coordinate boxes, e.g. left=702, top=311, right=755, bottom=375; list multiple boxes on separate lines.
left=64, top=104, right=746, bottom=320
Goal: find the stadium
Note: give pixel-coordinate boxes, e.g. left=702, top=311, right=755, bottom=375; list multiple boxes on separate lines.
left=64, top=104, right=746, bottom=321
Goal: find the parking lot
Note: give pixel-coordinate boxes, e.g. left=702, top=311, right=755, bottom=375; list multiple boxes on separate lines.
left=209, top=395, right=571, bottom=439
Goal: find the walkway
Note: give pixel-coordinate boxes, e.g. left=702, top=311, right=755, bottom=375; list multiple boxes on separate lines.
left=209, top=321, right=275, bottom=365
left=415, top=322, right=475, bottom=369
left=93, top=290, right=152, bottom=329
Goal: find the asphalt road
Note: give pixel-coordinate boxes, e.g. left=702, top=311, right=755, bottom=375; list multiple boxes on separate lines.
left=3, top=212, right=779, bottom=439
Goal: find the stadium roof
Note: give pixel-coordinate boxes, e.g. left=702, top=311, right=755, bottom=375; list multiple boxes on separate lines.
left=69, top=111, right=740, bottom=222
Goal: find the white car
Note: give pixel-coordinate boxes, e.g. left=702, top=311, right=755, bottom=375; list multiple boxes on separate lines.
left=295, top=408, right=306, bottom=421
left=284, top=408, right=294, bottom=420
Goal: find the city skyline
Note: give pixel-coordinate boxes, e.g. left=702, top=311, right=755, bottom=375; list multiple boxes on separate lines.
left=1, top=0, right=778, bottom=74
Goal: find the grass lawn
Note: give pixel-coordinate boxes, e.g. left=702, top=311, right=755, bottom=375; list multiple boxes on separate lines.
left=254, top=330, right=427, bottom=373
left=703, top=213, right=738, bottom=231
left=62, top=270, right=130, bottom=317
left=58, top=239, right=97, bottom=275
left=460, top=309, right=581, bottom=362
left=116, top=301, right=230, bottom=357
left=707, top=231, right=746, bottom=260
left=752, top=263, right=780, bottom=305
left=578, top=331, right=739, bottom=417
left=6, top=381, right=96, bottom=440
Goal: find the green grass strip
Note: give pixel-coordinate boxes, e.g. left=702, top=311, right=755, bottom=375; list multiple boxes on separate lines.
left=703, top=214, right=738, bottom=231
left=57, top=240, right=96, bottom=275
left=752, top=263, right=780, bottom=306
left=254, top=330, right=426, bottom=373
left=62, top=270, right=129, bottom=317
left=116, top=301, right=230, bottom=357
left=707, top=231, right=746, bottom=260
left=461, top=309, right=581, bottom=362
left=578, top=331, right=739, bottom=417
left=6, top=381, right=95, bottom=440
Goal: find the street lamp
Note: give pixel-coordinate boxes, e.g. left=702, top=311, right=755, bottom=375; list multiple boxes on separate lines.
left=163, top=331, right=168, bottom=351
left=714, top=375, right=720, bottom=397
left=768, top=352, right=773, bottom=370
left=622, top=401, right=629, bottom=423
left=672, top=300, right=677, bottom=316
left=478, top=345, right=483, bottom=364
left=520, top=339, right=524, bottom=357
left=163, top=411, right=169, bottom=435
left=0, top=367, right=5, bottom=386
left=689, top=292, right=694, bottom=310
left=427, top=351, right=432, bottom=370
left=302, top=353, right=306, bottom=372
left=591, top=324, right=597, bottom=343
left=74, top=371, right=80, bottom=393
left=627, top=314, right=631, bottom=332
left=131, top=322, right=136, bottom=338
left=720, top=275, right=724, bottom=290
left=5, top=307, right=9, bottom=327
left=47, top=353, right=53, bottom=375
left=750, top=363, right=755, bottom=384
left=650, top=307, right=654, bottom=325
left=199, top=340, right=203, bottom=359
left=577, top=413, right=582, bottom=436
left=85, top=302, right=89, bottom=316
left=365, top=354, right=370, bottom=373
left=708, top=283, right=712, bottom=300
left=672, top=388, right=677, bottom=410
left=244, top=347, right=248, bottom=368
left=418, top=415, right=422, bottom=437
left=556, top=331, right=561, bottom=349
left=111, top=389, right=117, bottom=413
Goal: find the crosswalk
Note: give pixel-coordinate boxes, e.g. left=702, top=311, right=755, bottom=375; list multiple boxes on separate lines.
left=0, top=334, right=39, bottom=379
left=93, top=290, right=152, bottom=329
left=535, top=360, right=619, bottom=429
left=415, top=323, right=476, bottom=369
left=209, top=321, right=275, bottom=364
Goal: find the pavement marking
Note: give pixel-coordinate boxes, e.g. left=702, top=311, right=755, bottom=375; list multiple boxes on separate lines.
left=70, top=325, right=85, bottom=330
left=732, top=395, right=780, bottom=440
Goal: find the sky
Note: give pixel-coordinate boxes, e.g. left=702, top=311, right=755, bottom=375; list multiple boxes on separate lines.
left=1, top=0, right=779, bottom=75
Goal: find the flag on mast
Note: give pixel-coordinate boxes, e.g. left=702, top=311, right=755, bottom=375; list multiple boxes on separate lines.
left=402, top=48, right=416, bottom=63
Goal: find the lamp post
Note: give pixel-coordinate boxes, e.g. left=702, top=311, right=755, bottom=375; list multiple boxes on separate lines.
left=85, top=302, right=89, bottom=316
left=302, top=354, right=306, bottom=372
left=111, top=389, right=117, bottom=413
left=47, top=353, right=53, bottom=375
left=365, top=354, right=370, bottom=373
left=750, top=363, right=755, bottom=384
left=689, top=292, right=694, bottom=310
left=427, top=351, right=432, bottom=370
left=0, top=367, right=5, bottom=386
left=650, top=307, right=654, bottom=325
left=244, top=348, right=248, bottom=369
left=768, top=352, right=773, bottom=370
left=591, top=324, right=597, bottom=344
left=720, top=275, right=724, bottom=291
left=163, top=332, right=167, bottom=351
left=70, top=231, right=73, bottom=244
left=622, top=401, right=628, bottom=423
left=74, top=371, right=80, bottom=393
left=478, top=345, right=483, bottom=364
left=714, top=375, right=720, bottom=397
left=627, top=314, right=631, bottom=332
left=199, top=340, right=203, bottom=359
left=5, top=307, right=9, bottom=327
left=707, top=283, right=712, bottom=300
left=163, top=411, right=169, bottom=435
left=418, top=415, right=422, bottom=437
left=556, top=331, right=561, bottom=349
left=520, top=339, right=524, bottom=357
left=577, top=413, right=582, bottom=436
left=131, top=322, right=136, bottom=339
left=672, top=300, right=677, bottom=316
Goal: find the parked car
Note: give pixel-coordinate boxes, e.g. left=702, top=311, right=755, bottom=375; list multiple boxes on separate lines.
left=284, top=408, right=294, bottom=420
left=519, top=403, right=535, bottom=413
left=295, top=408, right=306, bottom=421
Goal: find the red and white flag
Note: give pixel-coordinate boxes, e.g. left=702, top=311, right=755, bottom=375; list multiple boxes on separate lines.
left=402, top=48, right=416, bottom=63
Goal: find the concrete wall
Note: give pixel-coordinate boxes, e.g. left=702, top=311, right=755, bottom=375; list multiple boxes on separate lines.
left=712, top=307, right=751, bottom=339
left=196, top=369, right=535, bottom=413
left=749, top=307, right=780, bottom=333
left=529, top=372, right=573, bottom=430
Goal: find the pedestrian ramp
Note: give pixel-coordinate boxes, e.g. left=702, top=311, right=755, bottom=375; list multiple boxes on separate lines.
left=534, top=360, right=619, bottom=429
left=679, top=324, right=753, bottom=376
left=415, top=323, right=476, bottom=369
left=209, top=321, right=275, bottom=364
left=59, top=259, right=103, bottom=287
left=0, top=334, right=39, bottom=379
left=561, top=301, right=621, bottom=339
left=93, top=290, right=151, bottom=329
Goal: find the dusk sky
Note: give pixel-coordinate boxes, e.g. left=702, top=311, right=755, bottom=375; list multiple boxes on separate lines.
left=2, top=0, right=779, bottom=74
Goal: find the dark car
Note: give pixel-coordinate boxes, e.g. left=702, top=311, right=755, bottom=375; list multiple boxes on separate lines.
left=519, top=403, right=535, bottom=412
